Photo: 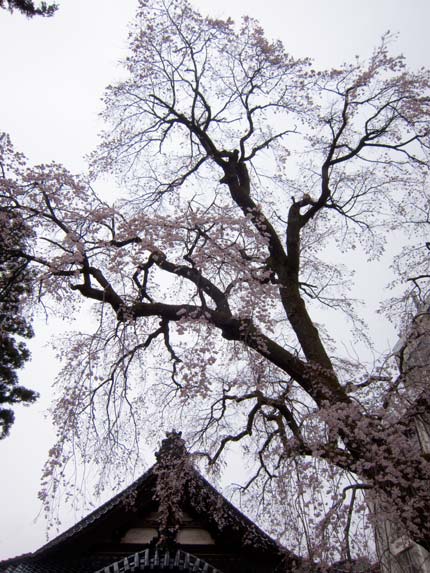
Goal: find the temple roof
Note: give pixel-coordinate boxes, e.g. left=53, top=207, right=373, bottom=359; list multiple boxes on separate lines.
left=0, top=432, right=301, bottom=573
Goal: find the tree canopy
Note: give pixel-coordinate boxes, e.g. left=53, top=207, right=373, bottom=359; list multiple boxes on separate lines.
left=0, top=134, right=38, bottom=437
left=0, top=0, right=57, bottom=17
left=2, top=0, right=430, bottom=566
left=0, top=0, right=58, bottom=437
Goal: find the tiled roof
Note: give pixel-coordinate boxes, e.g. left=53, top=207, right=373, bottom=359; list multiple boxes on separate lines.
left=30, top=455, right=285, bottom=559
left=0, top=554, right=117, bottom=573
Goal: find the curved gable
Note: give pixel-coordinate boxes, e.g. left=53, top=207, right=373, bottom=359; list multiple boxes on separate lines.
left=94, top=547, right=221, bottom=573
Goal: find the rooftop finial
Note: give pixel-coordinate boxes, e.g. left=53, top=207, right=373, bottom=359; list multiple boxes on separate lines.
left=155, top=430, right=187, bottom=463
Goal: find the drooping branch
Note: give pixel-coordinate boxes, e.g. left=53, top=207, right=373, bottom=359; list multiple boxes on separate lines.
left=4, top=4, right=430, bottom=559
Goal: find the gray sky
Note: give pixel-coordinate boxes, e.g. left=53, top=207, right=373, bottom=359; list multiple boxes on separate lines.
left=0, top=0, right=429, bottom=560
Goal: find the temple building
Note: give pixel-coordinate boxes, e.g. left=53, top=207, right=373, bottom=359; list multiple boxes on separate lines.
left=0, top=432, right=303, bottom=573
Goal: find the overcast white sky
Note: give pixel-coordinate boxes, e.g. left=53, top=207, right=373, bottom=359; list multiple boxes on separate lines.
left=0, top=0, right=429, bottom=561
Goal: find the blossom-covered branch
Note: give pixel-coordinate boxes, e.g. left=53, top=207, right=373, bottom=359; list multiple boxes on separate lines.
left=2, top=0, right=430, bottom=565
